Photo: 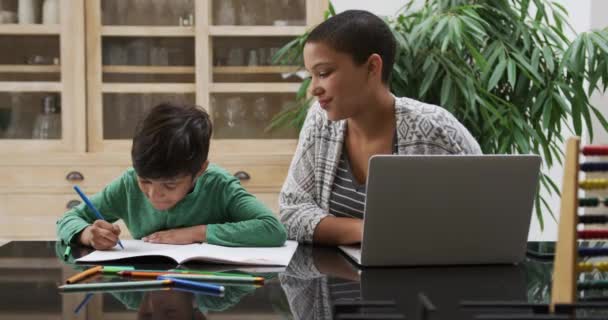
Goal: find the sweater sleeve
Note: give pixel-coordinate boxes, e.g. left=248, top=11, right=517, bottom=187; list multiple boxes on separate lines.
left=279, top=105, right=331, bottom=243
left=55, top=172, right=128, bottom=244
left=205, top=178, right=287, bottom=247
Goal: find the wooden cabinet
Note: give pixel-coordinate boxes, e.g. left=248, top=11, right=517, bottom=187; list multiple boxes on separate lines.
left=0, top=0, right=327, bottom=240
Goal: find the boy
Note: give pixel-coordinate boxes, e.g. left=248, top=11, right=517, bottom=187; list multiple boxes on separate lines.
left=57, top=103, right=287, bottom=249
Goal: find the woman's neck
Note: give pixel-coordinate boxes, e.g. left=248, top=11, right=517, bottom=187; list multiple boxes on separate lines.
left=347, top=89, right=395, bottom=141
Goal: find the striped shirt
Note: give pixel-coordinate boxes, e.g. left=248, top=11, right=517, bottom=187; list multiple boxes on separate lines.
left=279, top=97, right=482, bottom=243
left=328, top=133, right=398, bottom=219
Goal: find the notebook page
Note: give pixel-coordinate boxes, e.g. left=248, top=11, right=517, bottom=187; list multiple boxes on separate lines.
left=175, top=240, right=299, bottom=266
left=75, top=240, right=198, bottom=263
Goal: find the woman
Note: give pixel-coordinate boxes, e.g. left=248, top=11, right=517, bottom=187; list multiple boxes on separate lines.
left=279, top=10, right=481, bottom=245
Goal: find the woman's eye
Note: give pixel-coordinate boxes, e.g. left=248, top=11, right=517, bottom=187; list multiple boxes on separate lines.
left=164, top=184, right=176, bottom=190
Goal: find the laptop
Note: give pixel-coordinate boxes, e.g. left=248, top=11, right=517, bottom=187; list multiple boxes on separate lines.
left=338, top=154, right=541, bottom=266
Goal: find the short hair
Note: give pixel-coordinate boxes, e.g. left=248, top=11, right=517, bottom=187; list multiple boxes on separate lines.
left=306, top=10, right=396, bottom=84
left=132, top=103, right=213, bottom=180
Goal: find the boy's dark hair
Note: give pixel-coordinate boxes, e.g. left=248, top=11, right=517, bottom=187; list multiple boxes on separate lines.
left=306, top=10, right=396, bottom=84
left=132, top=103, right=212, bottom=180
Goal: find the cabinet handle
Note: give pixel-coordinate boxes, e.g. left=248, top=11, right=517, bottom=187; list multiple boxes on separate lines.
left=66, top=171, right=84, bottom=182
left=66, top=200, right=81, bottom=209
left=234, top=171, right=251, bottom=181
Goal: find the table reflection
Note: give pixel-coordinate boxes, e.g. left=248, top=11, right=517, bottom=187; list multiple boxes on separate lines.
left=0, top=241, right=562, bottom=319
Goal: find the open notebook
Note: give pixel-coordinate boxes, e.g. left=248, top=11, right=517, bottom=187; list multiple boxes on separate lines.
left=76, top=240, right=299, bottom=266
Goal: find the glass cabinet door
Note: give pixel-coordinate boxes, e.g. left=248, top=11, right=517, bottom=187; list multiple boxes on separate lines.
left=212, top=92, right=298, bottom=139
left=87, top=0, right=327, bottom=152
left=101, top=0, right=194, bottom=26
left=0, top=0, right=84, bottom=152
left=208, top=0, right=314, bottom=147
left=102, top=93, right=195, bottom=140
left=212, top=0, right=306, bottom=26
left=88, top=0, right=196, bottom=151
left=0, top=91, right=61, bottom=140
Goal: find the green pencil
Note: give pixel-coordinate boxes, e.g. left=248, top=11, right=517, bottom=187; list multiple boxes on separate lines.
left=158, top=273, right=264, bottom=284
left=102, top=266, right=136, bottom=274
left=169, top=269, right=254, bottom=278
left=58, top=279, right=173, bottom=292
left=63, top=246, right=71, bottom=260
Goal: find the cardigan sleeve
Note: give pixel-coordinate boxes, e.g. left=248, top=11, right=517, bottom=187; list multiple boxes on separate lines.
left=279, top=105, right=331, bottom=243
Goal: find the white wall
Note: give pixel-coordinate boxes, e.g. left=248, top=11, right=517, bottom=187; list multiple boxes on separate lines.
left=333, top=0, right=608, bottom=241
left=332, top=0, right=406, bottom=17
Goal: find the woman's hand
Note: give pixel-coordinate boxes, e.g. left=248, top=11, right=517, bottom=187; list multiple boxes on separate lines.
left=79, top=220, right=121, bottom=250
left=143, top=225, right=207, bottom=244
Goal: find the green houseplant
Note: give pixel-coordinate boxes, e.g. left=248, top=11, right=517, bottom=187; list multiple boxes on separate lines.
left=269, top=0, right=608, bottom=228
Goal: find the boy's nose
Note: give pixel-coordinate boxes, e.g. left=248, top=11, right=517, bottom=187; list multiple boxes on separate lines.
left=148, top=187, right=164, bottom=200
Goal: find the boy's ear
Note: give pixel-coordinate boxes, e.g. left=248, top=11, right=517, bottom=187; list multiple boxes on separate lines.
left=194, top=160, right=209, bottom=179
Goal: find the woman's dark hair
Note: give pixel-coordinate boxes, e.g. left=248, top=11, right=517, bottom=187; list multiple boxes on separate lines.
left=306, top=10, right=396, bottom=84
left=132, top=103, right=213, bottom=180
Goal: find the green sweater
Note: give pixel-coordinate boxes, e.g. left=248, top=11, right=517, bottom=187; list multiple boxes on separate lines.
left=56, top=165, right=287, bottom=247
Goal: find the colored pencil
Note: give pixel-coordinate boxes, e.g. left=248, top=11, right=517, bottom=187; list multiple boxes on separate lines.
left=102, top=266, right=136, bottom=273
left=73, top=185, right=124, bottom=249
left=73, top=293, right=94, bottom=314
left=119, top=269, right=254, bottom=277
left=59, top=280, right=173, bottom=292
left=158, top=276, right=224, bottom=294
left=119, top=270, right=264, bottom=284
left=63, top=246, right=71, bottom=260
left=168, top=269, right=254, bottom=277
left=66, top=266, right=103, bottom=284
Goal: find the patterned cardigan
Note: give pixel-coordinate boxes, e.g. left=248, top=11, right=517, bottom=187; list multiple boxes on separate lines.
left=279, top=96, right=482, bottom=243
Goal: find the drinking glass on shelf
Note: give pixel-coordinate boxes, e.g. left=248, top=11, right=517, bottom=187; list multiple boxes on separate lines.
left=224, top=96, right=246, bottom=128
left=268, top=47, right=280, bottom=65
left=257, top=48, right=268, bottom=66
left=247, top=49, right=259, bottom=66
left=114, top=0, right=128, bottom=25
left=238, top=1, right=257, bottom=25
left=253, top=97, right=270, bottom=122
left=227, top=47, right=244, bottom=66
left=213, top=46, right=228, bottom=66
left=18, top=0, right=39, bottom=24
left=32, top=94, right=61, bottom=139
left=216, top=0, right=236, bottom=25
left=151, top=0, right=166, bottom=25
left=41, top=0, right=59, bottom=25
left=150, top=47, right=169, bottom=66
left=127, top=39, right=149, bottom=66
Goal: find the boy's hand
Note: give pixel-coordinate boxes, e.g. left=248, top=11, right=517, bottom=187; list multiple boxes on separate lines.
left=143, top=225, right=207, bottom=245
left=80, top=220, right=121, bottom=250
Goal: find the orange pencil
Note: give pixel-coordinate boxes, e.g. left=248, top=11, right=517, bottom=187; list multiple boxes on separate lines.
left=66, top=265, right=103, bottom=284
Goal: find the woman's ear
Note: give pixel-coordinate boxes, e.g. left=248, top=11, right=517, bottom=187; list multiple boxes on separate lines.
left=367, top=53, right=384, bottom=81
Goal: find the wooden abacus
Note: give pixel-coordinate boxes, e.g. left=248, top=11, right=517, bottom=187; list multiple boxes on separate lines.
left=551, top=137, right=608, bottom=312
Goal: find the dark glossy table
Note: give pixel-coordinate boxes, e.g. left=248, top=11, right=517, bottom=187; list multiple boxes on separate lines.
left=0, top=241, right=573, bottom=319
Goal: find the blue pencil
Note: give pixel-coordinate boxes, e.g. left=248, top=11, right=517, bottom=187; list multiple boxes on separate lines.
left=73, top=185, right=125, bottom=250
left=158, top=276, right=225, bottom=295
left=74, top=293, right=94, bottom=314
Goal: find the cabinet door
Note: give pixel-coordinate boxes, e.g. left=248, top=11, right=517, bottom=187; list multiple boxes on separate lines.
left=206, top=0, right=324, bottom=156
left=0, top=0, right=85, bottom=153
left=87, top=0, right=196, bottom=152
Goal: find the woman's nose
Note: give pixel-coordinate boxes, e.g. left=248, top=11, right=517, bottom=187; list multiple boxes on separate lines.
left=310, top=85, right=324, bottom=96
